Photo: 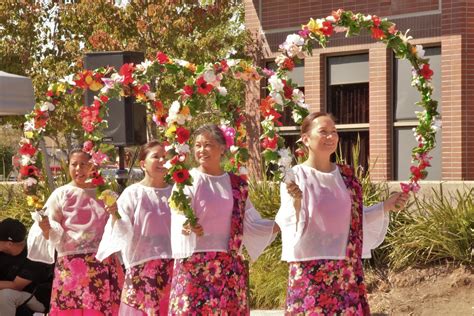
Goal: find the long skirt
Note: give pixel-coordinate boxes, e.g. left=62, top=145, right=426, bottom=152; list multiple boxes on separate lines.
left=168, top=251, right=249, bottom=315
left=119, top=259, right=174, bottom=316
left=49, top=253, right=122, bottom=316
left=285, top=258, right=370, bottom=316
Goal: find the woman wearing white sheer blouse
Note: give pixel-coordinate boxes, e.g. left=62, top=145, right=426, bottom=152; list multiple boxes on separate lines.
left=97, top=141, right=173, bottom=316
left=276, top=112, right=408, bottom=315
left=168, top=124, right=278, bottom=315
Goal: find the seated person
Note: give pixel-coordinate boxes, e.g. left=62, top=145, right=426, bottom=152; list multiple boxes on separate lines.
left=0, top=218, right=53, bottom=316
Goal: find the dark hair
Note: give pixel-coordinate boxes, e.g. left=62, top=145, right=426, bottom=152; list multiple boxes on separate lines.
left=138, top=140, right=164, bottom=161
left=300, top=112, right=336, bottom=136
left=193, top=124, right=227, bottom=148
left=69, top=148, right=92, bottom=160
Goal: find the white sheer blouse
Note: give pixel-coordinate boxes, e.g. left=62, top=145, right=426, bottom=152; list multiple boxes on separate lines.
left=171, top=168, right=276, bottom=261
left=27, top=184, right=108, bottom=264
left=96, top=183, right=173, bottom=268
left=275, top=164, right=389, bottom=262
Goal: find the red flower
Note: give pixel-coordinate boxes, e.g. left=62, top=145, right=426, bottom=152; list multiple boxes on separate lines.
left=420, top=64, right=433, bottom=80
left=19, top=165, right=39, bottom=177
left=371, top=27, right=385, bottom=39
left=91, top=174, right=105, bottom=186
left=156, top=51, right=170, bottom=64
left=341, top=164, right=353, bottom=177
left=100, top=95, right=109, bottom=103
left=172, top=169, right=190, bottom=183
left=214, top=60, right=229, bottom=73
left=261, top=136, right=278, bottom=150
left=282, top=80, right=293, bottom=99
left=176, top=127, right=191, bottom=144
left=19, top=143, right=36, bottom=156
left=183, top=85, right=194, bottom=96
left=196, top=76, right=213, bottom=95
left=154, top=100, right=164, bottom=110
left=281, top=58, right=295, bottom=71
left=321, top=20, right=333, bottom=36
left=372, top=15, right=381, bottom=27
left=83, top=141, right=94, bottom=153
left=119, top=63, right=135, bottom=85
left=295, top=148, right=306, bottom=157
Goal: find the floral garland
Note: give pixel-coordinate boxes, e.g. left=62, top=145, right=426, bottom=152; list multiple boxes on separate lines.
left=261, top=9, right=439, bottom=192
left=16, top=52, right=258, bottom=226
left=16, top=9, right=440, bottom=227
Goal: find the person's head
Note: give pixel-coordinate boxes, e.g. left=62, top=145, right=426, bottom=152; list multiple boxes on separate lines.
left=300, top=112, right=339, bottom=158
left=68, top=148, right=93, bottom=187
left=193, top=124, right=227, bottom=170
left=138, top=140, right=167, bottom=180
left=0, top=218, right=27, bottom=255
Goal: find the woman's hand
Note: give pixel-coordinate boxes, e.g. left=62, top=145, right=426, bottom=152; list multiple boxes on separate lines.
left=38, top=216, right=51, bottom=240
left=384, top=192, right=410, bottom=211
left=182, top=223, right=204, bottom=236
left=287, top=181, right=303, bottom=200
left=105, top=203, right=120, bottom=219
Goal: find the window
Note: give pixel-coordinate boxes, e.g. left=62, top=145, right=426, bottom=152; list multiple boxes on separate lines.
left=393, top=46, right=441, bottom=180
left=327, top=54, right=370, bottom=171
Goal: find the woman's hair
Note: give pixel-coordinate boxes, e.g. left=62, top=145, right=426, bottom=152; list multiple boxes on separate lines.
left=69, top=148, right=92, bottom=160
left=300, top=112, right=336, bottom=136
left=138, top=140, right=163, bottom=161
left=193, top=124, right=227, bottom=148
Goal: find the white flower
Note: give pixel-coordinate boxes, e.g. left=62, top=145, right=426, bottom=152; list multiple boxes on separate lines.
left=275, top=54, right=287, bottom=66
left=415, top=45, right=425, bottom=59
left=399, top=29, right=413, bottom=44
left=40, top=101, right=55, bottom=112
left=270, top=91, right=284, bottom=106
left=165, top=144, right=174, bottom=152
left=217, top=86, right=228, bottom=96
left=24, top=177, right=38, bottom=187
left=282, top=168, right=295, bottom=184
left=281, top=34, right=304, bottom=52
left=169, top=101, right=181, bottom=115
left=364, top=15, right=372, bottom=21
left=269, top=75, right=284, bottom=92
left=238, top=166, right=248, bottom=175
left=164, top=160, right=173, bottom=170
left=60, top=74, right=76, bottom=85
left=175, top=144, right=190, bottom=155
left=146, top=91, right=156, bottom=101
left=21, top=155, right=35, bottom=165
left=326, top=15, right=336, bottom=23
left=138, top=59, right=153, bottom=71
left=203, top=70, right=217, bottom=85
left=278, top=148, right=292, bottom=160
left=23, top=120, right=35, bottom=132
left=431, top=118, right=442, bottom=132
left=287, top=44, right=305, bottom=59
left=230, top=145, right=239, bottom=154
left=226, top=59, right=239, bottom=67
left=176, top=59, right=190, bottom=67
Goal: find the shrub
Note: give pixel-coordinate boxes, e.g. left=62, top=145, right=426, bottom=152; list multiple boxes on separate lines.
left=0, top=183, right=33, bottom=227
left=382, top=185, right=474, bottom=270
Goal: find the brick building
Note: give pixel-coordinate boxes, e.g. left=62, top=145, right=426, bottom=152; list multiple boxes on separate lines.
left=244, top=0, right=474, bottom=182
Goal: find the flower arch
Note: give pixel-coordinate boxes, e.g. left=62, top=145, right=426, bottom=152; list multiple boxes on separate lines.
left=17, top=9, right=438, bottom=225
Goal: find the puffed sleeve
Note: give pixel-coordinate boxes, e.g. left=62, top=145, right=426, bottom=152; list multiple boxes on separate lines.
left=362, top=202, right=389, bottom=258
left=27, top=188, right=65, bottom=264
left=243, top=199, right=277, bottom=261
left=96, top=188, right=134, bottom=262
left=275, top=182, right=305, bottom=250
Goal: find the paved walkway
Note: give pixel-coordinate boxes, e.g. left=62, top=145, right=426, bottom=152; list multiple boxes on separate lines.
left=250, top=311, right=284, bottom=315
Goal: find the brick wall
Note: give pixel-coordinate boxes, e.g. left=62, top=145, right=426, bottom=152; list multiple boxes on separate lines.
left=245, top=0, right=474, bottom=181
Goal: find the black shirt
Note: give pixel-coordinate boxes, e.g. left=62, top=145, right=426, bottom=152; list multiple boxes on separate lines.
left=0, top=246, right=53, bottom=306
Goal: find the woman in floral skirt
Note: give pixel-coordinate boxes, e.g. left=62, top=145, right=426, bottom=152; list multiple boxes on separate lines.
left=276, top=112, right=409, bottom=315
left=97, top=140, right=173, bottom=316
left=168, top=124, right=278, bottom=315
left=27, top=148, right=122, bottom=316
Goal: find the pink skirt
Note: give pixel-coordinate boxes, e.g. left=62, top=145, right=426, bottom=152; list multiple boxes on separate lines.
left=49, top=253, right=122, bottom=316
left=119, top=259, right=174, bottom=316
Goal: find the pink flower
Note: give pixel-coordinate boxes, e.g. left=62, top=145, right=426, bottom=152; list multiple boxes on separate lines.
left=219, top=125, right=236, bottom=148
left=82, top=141, right=94, bottom=153
left=69, top=258, right=88, bottom=276
left=91, top=150, right=109, bottom=166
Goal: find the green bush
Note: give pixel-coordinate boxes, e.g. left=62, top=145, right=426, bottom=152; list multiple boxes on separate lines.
left=382, top=185, right=474, bottom=270
left=0, top=183, right=33, bottom=227
left=0, top=145, right=15, bottom=179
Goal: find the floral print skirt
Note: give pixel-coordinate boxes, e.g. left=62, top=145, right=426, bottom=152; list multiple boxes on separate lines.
left=285, top=259, right=370, bottom=316
left=168, top=251, right=249, bottom=315
left=49, top=253, right=122, bottom=316
left=119, top=259, right=174, bottom=316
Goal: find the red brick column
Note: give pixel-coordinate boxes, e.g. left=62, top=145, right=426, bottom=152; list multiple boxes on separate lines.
left=304, top=53, right=324, bottom=113
left=441, top=0, right=469, bottom=180
left=369, top=45, right=392, bottom=181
